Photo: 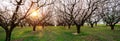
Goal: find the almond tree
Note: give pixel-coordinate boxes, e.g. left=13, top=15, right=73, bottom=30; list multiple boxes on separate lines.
left=0, top=0, right=33, bottom=41
left=0, top=0, right=55, bottom=41
left=100, top=0, right=120, bottom=30
left=56, top=0, right=104, bottom=33
left=86, top=12, right=101, bottom=27
left=73, top=0, right=102, bottom=33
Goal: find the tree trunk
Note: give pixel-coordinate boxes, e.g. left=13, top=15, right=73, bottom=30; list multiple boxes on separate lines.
left=5, top=30, right=12, bottom=41
left=81, top=21, right=85, bottom=26
left=81, top=23, right=84, bottom=26
left=68, top=24, right=71, bottom=29
left=33, top=25, right=36, bottom=31
left=90, top=24, right=94, bottom=28
left=20, top=25, right=23, bottom=28
left=110, top=25, right=115, bottom=30
left=5, top=25, right=15, bottom=41
left=76, top=25, right=81, bottom=33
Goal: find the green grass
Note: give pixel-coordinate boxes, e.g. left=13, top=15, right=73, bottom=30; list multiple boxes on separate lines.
left=0, top=25, right=120, bottom=41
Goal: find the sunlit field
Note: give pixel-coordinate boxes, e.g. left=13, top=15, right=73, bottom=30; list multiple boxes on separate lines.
left=0, top=24, right=120, bottom=41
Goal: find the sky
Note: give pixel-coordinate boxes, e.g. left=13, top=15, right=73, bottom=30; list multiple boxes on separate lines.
left=0, top=0, right=51, bottom=20
left=0, top=0, right=34, bottom=16
left=0, top=0, right=14, bottom=11
left=0, top=0, right=106, bottom=25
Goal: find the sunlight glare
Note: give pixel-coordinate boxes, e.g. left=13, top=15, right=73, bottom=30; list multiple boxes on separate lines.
left=31, top=11, right=38, bottom=17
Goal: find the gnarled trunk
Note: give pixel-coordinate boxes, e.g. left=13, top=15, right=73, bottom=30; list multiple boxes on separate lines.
left=81, top=23, right=84, bottom=26
left=76, top=25, right=81, bottom=33
left=5, top=30, right=12, bottom=41
left=110, top=25, right=115, bottom=30
left=5, top=26, right=15, bottom=41
left=33, top=25, right=36, bottom=31
left=68, top=24, right=71, bottom=29
left=5, top=25, right=15, bottom=41
left=90, top=24, right=94, bottom=28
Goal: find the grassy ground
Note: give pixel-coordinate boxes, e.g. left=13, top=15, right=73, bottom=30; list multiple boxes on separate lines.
left=0, top=25, right=120, bottom=41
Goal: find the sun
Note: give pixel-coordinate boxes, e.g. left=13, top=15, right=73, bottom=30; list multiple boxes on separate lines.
left=31, top=11, right=38, bottom=17
left=29, top=9, right=41, bottom=19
